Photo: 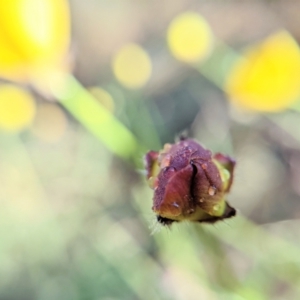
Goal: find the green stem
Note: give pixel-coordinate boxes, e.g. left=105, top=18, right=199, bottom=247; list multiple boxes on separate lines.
left=54, top=75, right=140, bottom=160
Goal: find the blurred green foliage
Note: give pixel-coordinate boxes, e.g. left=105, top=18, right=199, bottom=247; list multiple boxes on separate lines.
left=2, top=1, right=300, bottom=300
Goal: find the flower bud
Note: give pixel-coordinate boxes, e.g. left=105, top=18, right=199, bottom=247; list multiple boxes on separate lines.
left=144, top=139, right=236, bottom=226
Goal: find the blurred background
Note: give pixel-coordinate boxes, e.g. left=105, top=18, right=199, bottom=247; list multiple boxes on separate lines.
left=1, top=0, right=300, bottom=299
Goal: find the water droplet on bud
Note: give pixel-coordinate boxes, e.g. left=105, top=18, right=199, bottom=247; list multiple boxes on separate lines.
left=201, top=163, right=207, bottom=170
left=163, top=166, right=176, bottom=175
left=161, top=154, right=171, bottom=168
left=213, top=205, right=219, bottom=211
left=186, top=208, right=194, bottom=214
left=208, top=186, right=217, bottom=196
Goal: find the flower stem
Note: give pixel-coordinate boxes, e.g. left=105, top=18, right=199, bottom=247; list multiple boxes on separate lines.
left=54, top=75, right=139, bottom=160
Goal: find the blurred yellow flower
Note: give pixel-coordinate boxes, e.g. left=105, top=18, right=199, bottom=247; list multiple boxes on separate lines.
left=0, top=85, right=36, bottom=132
left=31, top=103, right=67, bottom=143
left=0, top=0, right=70, bottom=83
left=167, top=12, right=213, bottom=63
left=112, top=43, right=152, bottom=89
left=225, top=31, right=300, bottom=112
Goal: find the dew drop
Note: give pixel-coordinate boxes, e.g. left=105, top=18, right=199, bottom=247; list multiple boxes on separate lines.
left=186, top=208, right=194, bottom=214
left=161, top=154, right=171, bottom=168
left=208, top=186, right=217, bottom=196
left=164, top=166, right=176, bottom=175
left=201, top=163, right=207, bottom=170
left=213, top=205, right=219, bottom=211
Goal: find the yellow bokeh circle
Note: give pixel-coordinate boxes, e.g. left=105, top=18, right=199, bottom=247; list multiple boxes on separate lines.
left=112, top=43, right=152, bottom=89
left=167, top=12, right=213, bottom=63
left=225, top=31, right=300, bottom=112
left=0, top=85, right=36, bottom=131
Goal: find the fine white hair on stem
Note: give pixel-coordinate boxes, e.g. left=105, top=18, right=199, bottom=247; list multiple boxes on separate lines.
left=149, top=217, right=163, bottom=235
